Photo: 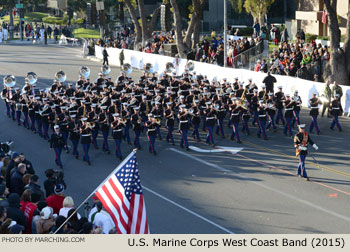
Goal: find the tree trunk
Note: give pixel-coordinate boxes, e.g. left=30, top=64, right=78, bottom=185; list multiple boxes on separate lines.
left=9, top=7, right=14, bottom=39
left=343, top=2, right=350, bottom=80
left=119, top=1, right=125, bottom=25
left=170, top=0, right=188, bottom=58
left=192, top=14, right=201, bottom=48
left=324, top=0, right=349, bottom=85
left=147, top=6, right=161, bottom=40
left=138, top=0, right=148, bottom=47
left=124, top=0, right=142, bottom=50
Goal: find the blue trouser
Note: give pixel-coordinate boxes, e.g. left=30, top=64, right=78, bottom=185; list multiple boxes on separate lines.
left=257, top=119, right=267, bottom=139
left=114, top=138, right=122, bottom=158
left=297, top=155, right=307, bottom=177
left=180, top=130, right=189, bottom=147
left=16, top=111, right=21, bottom=125
left=22, top=112, right=29, bottom=128
left=71, top=139, right=79, bottom=156
left=166, top=126, right=175, bottom=144
left=292, top=110, right=300, bottom=127
left=283, top=116, right=293, bottom=136
left=147, top=134, right=156, bottom=153
left=242, top=118, right=250, bottom=135
left=206, top=126, right=215, bottom=145
left=5, top=101, right=10, bottom=117
left=231, top=122, right=241, bottom=142
left=252, top=109, right=258, bottom=125
left=29, top=115, right=36, bottom=132
left=330, top=116, right=342, bottom=130
left=134, top=130, right=141, bottom=148
left=192, top=123, right=200, bottom=140
left=267, top=114, right=277, bottom=129
left=42, top=122, right=50, bottom=140
left=156, top=124, right=162, bottom=139
left=53, top=147, right=63, bottom=166
left=202, top=116, right=206, bottom=131
left=82, top=143, right=90, bottom=162
left=309, top=115, right=320, bottom=133
left=101, top=130, right=110, bottom=151
left=92, top=129, right=99, bottom=148
left=10, top=106, right=15, bottom=120
left=215, top=119, right=225, bottom=137
left=275, top=109, right=285, bottom=124
left=124, top=124, right=131, bottom=143
left=36, top=119, right=43, bottom=136
left=62, top=131, right=69, bottom=151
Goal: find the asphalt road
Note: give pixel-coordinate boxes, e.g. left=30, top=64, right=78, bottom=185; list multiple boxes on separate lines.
left=0, top=42, right=349, bottom=234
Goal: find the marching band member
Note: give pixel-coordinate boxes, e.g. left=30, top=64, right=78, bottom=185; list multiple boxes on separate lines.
left=178, top=105, right=190, bottom=150
left=191, top=100, right=201, bottom=142
left=80, top=118, right=92, bottom=165
left=257, top=100, right=268, bottom=140
left=283, top=94, right=295, bottom=137
left=329, top=94, right=343, bottom=131
left=274, top=86, right=285, bottom=125
left=292, top=90, right=302, bottom=127
left=164, top=102, right=175, bottom=145
left=99, top=106, right=111, bottom=154
left=229, top=98, right=242, bottom=143
left=309, top=92, right=322, bottom=135
left=131, top=107, right=142, bottom=149
left=50, top=125, right=66, bottom=169
left=294, top=124, right=318, bottom=180
left=204, top=102, right=216, bottom=146
left=111, top=114, right=125, bottom=160
left=68, top=115, right=80, bottom=159
left=145, top=114, right=157, bottom=155
left=266, top=92, right=277, bottom=131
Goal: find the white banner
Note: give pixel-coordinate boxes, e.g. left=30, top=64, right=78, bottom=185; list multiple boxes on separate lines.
left=95, top=45, right=350, bottom=113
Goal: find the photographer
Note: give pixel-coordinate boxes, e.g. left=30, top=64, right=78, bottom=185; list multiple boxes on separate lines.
left=43, top=169, right=66, bottom=198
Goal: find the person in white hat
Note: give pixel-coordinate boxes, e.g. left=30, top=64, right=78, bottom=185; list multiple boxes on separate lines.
left=145, top=114, right=157, bottom=155
left=329, top=93, right=343, bottom=131
left=294, top=124, right=318, bottom=180
left=164, top=102, right=175, bottom=145
left=99, top=106, right=111, bottom=154
left=111, top=114, right=125, bottom=160
left=178, top=105, right=190, bottom=150
left=80, top=118, right=92, bottom=165
left=309, top=93, right=322, bottom=135
left=257, top=100, right=268, bottom=140
left=204, top=102, right=216, bottom=146
left=49, top=125, right=66, bottom=169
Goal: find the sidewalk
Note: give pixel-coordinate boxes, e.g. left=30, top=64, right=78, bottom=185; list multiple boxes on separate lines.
left=3, top=38, right=82, bottom=47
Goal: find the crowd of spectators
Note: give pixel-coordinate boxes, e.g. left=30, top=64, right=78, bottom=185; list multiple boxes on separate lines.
left=0, top=152, right=116, bottom=234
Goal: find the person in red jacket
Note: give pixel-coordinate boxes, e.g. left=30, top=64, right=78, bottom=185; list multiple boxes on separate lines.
left=20, top=191, right=40, bottom=234
left=46, top=184, right=65, bottom=215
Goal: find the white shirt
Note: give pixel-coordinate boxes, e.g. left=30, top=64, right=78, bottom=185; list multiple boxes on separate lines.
left=59, top=207, right=81, bottom=219
left=93, top=210, right=115, bottom=234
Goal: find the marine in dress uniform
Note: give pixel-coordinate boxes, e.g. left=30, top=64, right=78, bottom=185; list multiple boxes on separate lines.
left=309, top=93, right=322, bottom=135
left=329, top=94, right=343, bottom=131
left=111, top=114, right=125, bottom=160
left=145, top=114, right=157, bottom=155
left=274, top=86, right=285, bottom=125
left=294, top=124, right=318, bottom=180
left=164, top=102, right=175, bottom=145
left=178, top=105, right=190, bottom=150
left=50, top=125, right=66, bottom=169
left=257, top=100, right=268, bottom=140
left=80, top=119, right=92, bottom=165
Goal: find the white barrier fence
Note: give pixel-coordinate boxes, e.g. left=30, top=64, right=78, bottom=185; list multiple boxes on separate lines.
left=95, top=45, right=350, bottom=114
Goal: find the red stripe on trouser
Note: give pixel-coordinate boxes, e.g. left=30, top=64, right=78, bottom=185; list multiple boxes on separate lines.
left=180, top=130, right=186, bottom=146
left=207, top=127, right=213, bottom=144
left=258, top=120, right=267, bottom=138
left=147, top=135, right=155, bottom=152
left=54, top=149, right=59, bottom=161
left=312, top=116, right=319, bottom=132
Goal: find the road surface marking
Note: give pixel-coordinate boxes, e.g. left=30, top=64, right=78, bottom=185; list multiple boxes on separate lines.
left=170, top=148, right=350, bottom=222
left=189, top=145, right=243, bottom=154
left=143, top=186, right=234, bottom=234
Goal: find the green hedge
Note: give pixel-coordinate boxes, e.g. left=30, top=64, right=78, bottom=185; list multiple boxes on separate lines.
left=42, top=15, right=69, bottom=25
left=305, top=33, right=317, bottom=42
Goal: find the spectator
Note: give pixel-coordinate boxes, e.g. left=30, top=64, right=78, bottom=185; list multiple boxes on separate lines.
left=254, top=60, right=261, bottom=72
left=1, top=156, right=10, bottom=179
left=0, top=184, right=9, bottom=208
left=281, top=28, right=289, bottom=43
left=102, top=46, right=109, bottom=66
left=22, top=192, right=39, bottom=234
left=9, top=223, right=24, bottom=234
left=6, top=193, right=27, bottom=232
left=36, top=206, right=55, bottom=234
left=43, top=169, right=56, bottom=198
left=67, top=208, right=81, bottom=232
left=253, top=20, right=260, bottom=37
left=5, top=152, right=21, bottom=189
left=262, top=71, right=277, bottom=94
left=59, top=196, right=81, bottom=219
left=53, top=26, right=59, bottom=44
left=47, top=25, right=52, bottom=39
left=31, top=201, right=47, bottom=234
left=50, top=215, right=67, bottom=234
left=92, top=202, right=115, bottom=234
left=0, top=206, right=6, bottom=226
left=25, top=175, right=44, bottom=200
left=331, top=81, right=343, bottom=99
left=10, top=163, right=26, bottom=195
left=46, top=184, right=65, bottom=215
left=22, top=174, right=32, bottom=188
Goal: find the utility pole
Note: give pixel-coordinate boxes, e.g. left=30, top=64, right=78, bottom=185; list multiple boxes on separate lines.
left=18, top=0, right=23, bottom=41
left=224, top=0, right=227, bottom=67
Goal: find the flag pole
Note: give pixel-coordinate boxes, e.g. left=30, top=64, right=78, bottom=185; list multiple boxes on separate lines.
left=54, top=149, right=138, bottom=234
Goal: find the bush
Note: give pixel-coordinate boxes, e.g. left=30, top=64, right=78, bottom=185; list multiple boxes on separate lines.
left=316, top=36, right=329, bottom=41
left=42, top=15, right=68, bottom=25
left=305, top=33, right=317, bottom=42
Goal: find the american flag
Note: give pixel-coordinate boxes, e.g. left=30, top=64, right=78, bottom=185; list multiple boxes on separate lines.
left=95, top=152, right=149, bottom=234
left=322, top=9, right=327, bottom=24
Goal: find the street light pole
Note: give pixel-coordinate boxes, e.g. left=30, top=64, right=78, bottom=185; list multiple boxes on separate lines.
left=223, top=0, right=227, bottom=67
left=18, top=0, right=23, bottom=41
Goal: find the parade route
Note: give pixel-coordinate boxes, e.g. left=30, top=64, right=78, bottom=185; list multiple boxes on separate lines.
left=0, top=43, right=349, bottom=234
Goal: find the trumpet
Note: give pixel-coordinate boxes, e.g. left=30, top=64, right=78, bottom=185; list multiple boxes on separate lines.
left=55, top=70, right=66, bottom=82
left=3, top=75, right=16, bottom=88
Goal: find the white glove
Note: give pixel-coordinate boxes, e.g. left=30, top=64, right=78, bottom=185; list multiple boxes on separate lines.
left=298, top=146, right=307, bottom=151
left=313, top=144, right=319, bottom=150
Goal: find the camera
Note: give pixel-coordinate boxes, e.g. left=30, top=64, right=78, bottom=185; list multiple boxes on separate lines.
left=0, top=140, right=14, bottom=157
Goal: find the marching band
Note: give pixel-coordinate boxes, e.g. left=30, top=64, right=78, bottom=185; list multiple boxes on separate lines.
left=1, top=62, right=344, bottom=170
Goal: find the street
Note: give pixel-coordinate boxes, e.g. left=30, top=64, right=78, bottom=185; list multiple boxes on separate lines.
left=0, top=42, right=349, bottom=234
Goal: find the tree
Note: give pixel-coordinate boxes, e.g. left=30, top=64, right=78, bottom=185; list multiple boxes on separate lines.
left=230, top=0, right=275, bottom=24
left=123, top=0, right=161, bottom=50
left=170, top=0, right=206, bottom=58
left=323, top=0, right=350, bottom=85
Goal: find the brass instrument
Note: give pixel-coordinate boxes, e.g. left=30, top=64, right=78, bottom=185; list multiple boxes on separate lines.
left=80, top=66, right=90, bottom=79
left=165, top=62, right=175, bottom=73
left=185, top=61, right=195, bottom=72
left=55, top=70, right=66, bottom=82
left=26, top=72, right=38, bottom=85
left=144, top=63, right=155, bottom=74
left=122, top=63, right=132, bottom=75
left=101, top=65, right=111, bottom=75
left=3, top=75, right=16, bottom=88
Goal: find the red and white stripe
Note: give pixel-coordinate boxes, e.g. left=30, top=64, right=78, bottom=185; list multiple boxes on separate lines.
left=96, top=175, right=149, bottom=234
